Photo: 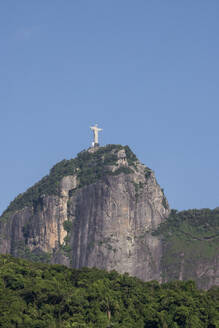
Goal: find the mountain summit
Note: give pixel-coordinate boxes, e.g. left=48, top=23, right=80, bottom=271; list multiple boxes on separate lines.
left=1, top=144, right=218, bottom=289
left=0, top=145, right=169, bottom=282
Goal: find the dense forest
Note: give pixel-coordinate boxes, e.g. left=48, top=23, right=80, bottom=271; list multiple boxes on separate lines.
left=0, top=255, right=218, bottom=328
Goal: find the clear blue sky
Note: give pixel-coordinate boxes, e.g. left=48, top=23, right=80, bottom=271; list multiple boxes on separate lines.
left=0, top=1, right=219, bottom=214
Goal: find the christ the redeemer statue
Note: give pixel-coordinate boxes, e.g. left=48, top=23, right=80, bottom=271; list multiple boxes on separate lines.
left=90, top=124, right=102, bottom=147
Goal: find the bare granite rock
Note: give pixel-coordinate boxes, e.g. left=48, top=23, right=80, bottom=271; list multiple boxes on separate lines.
left=0, top=145, right=218, bottom=289
left=0, top=145, right=169, bottom=282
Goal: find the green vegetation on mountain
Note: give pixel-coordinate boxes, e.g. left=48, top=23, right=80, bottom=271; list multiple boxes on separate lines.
left=12, top=240, right=52, bottom=264
left=153, top=208, right=219, bottom=287
left=0, top=145, right=136, bottom=220
left=0, top=255, right=218, bottom=328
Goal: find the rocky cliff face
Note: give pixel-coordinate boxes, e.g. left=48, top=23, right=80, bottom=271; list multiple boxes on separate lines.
left=0, top=145, right=218, bottom=289
left=0, top=145, right=169, bottom=282
left=67, top=170, right=168, bottom=282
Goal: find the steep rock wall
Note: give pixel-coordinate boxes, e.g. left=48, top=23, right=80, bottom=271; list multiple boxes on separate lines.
left=1, top=145, right=218, bottom=289
left=0, top=146, right=169, bottom=282
left=67, top=166, right=169, bottom=282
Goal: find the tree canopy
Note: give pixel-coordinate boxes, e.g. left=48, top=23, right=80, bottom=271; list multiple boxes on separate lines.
left=0, top=255, right=218, bottom=328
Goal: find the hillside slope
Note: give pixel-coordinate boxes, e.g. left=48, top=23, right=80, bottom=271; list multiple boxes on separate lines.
left=154, top=208, right=219, bottom=289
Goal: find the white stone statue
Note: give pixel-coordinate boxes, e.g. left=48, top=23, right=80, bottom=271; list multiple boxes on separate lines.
left=90, top=124, right=102, bottom=147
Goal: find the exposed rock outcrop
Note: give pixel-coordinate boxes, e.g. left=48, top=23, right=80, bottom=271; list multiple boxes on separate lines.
left=0, top=144, right=218, bottom=289
left=0, top=145, right=169, bottom=282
